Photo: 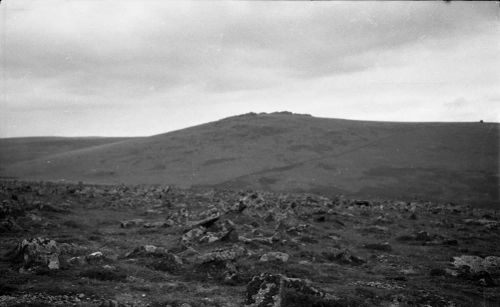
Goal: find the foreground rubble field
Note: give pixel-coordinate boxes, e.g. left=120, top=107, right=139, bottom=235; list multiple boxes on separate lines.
left=0, top=180, right=499, bottom=307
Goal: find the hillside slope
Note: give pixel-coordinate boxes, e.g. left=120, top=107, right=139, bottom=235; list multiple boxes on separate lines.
left=1, top=113, right=498, bottom=205
left=0, top=137, right=134, bottom=167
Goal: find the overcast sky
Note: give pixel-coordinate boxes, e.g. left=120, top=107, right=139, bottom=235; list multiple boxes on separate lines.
left=0, top=1, right=499, bottom=137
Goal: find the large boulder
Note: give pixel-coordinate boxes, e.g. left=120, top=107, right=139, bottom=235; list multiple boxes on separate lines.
left=10, top=237, right=61, bottom=272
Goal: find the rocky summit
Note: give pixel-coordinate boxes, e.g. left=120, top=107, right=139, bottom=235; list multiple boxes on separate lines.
left=0, top=180, right=499, bottom=306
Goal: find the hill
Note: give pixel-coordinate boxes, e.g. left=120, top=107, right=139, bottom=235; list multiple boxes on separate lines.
left=0, top=112, right=498, bottom=206
left=0, top=137, right=134, bottom=167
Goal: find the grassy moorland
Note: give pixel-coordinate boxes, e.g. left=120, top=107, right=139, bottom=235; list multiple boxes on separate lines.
left=0, top=180, right=499, bottom=306
left=1, top=113, right=498, bottom=207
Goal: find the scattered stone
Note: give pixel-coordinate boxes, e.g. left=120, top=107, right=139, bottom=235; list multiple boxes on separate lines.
left=181, top=226, right=207, bottom=246
left=86, top=251, right=106, bottom=264
left=322, top=249, right=365, bottom=265
left=463, top=219, right=499, bottom=230
left=120, top=219, right=145, bottom=228
left=351, top=280, right=404, bottom=290
left=149, top=253, right=184, bottom=273
left=260, top=252, right=289, bottom=263
left=186, top=212, right=220, bottom=229
left=238, top=235, right=278, bottom=246
left=285, top=224, right=310, bottom=236
left=452, top=255, right=500, bottom=275
left=200, top=219, right=238, bottom=244
left=229, top=201, right=247, bottom=213
left=143, top=220, right=174, bottom=228
left=197, top=245, right=246, bottom=263
left=400, top=267, right=417, bottom=275
left=245, top=273, right=329, bottom=307
left=352, top=200, right=372, bottom=207
left=68, top=255, right=87, bottom=266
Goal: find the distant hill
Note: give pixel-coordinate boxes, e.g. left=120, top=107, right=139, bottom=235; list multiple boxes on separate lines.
left=1, top=112, right=498, bottom=206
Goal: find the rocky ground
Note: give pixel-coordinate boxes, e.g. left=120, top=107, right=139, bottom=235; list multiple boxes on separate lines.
left=0, top=180, right=499, bottom=307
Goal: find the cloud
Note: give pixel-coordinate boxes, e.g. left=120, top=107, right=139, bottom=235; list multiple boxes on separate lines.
left=0, top=0, right=499, bottom=137
left=445, top=97, right=468, bottom=108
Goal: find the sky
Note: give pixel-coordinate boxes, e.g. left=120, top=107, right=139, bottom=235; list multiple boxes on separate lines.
left=0, top=0, right=499, bottom=137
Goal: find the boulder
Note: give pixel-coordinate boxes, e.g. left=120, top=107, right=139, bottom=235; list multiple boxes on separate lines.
left=239, top=235, right=279, bottom=246
left=200, top=219, right=239, bottom=244
left=260, top=252, right=289, bottom=263
left=125, top=245, right=183, bottom=273
left=149, top=253, right=184, bottom=273
left=68, top=255, right=87, bottom=266
left=181, top=226, right=207, bottom=246
left=120, top=219, right=145, bottom=228
left=229, top=201, right=247, bottom=213
left=245, top=273, right=329, bottom=307
left=322, top=249, right=365, bottom=266
left=143, top=220, right=174, bottom=228
left=190, top=246, right=246, bottom=284
left=68, top=251, right=108, bottom=266
left=452, top=255, right=500, bottom=275
left=352, top=200, right=372, bottom=207
left=86, top=251, right=106, bottom=264
left=125, top=245, right=169, bottom=258
left=450, top=255, right=500, bottom=286
left=10, top=237, right=60, bottom=271
left=285, top=224, right=310, bottom=236
left=185, top=212, right=220, bottom=229
left=197, top=245, right=247, bottom=263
